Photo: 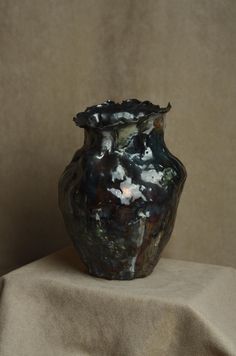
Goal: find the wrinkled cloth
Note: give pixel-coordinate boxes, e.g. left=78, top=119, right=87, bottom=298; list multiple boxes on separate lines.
left=0, top=247, right=236, bottom=356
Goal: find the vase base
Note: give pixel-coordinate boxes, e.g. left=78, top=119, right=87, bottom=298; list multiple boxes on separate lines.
left=86, top=264, right=158, bottom=280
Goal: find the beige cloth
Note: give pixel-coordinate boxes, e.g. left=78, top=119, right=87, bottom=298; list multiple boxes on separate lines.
left=0, top=247, right=236, bottom=356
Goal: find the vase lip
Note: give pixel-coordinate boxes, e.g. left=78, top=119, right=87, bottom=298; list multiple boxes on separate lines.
left=73, top=99, right=171, bottom=129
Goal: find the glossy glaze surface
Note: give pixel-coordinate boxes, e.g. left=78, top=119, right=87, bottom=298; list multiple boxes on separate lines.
left=59, top=100, right=187, bottom=279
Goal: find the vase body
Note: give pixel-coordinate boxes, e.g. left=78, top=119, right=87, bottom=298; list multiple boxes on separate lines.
left=59, top=100, right=187, bottom=280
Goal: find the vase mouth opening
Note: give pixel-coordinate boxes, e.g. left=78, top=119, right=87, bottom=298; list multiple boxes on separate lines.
left=73, top=99, right=171, bottom=130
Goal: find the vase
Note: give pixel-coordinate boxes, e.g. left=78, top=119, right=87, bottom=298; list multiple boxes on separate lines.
left=59, top=99, right=187, bottom=280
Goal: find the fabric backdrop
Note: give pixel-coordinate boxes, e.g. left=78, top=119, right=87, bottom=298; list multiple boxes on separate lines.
left=0, top=0, right=235, bottom=275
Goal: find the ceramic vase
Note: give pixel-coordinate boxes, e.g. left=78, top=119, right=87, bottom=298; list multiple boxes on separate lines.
left=59, top=100, right=187, bottom=280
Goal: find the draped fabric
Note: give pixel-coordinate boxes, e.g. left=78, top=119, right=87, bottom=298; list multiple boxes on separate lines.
left=0, top=247, right=236, bottom=356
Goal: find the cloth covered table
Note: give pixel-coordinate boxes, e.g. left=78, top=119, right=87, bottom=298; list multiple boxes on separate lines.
left=0, top=247, right=235, bottom=356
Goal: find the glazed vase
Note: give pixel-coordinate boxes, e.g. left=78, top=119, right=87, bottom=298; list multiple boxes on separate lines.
left=59, top=100, right=187, bottom=280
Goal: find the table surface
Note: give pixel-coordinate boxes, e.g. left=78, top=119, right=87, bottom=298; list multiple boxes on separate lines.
left=0, top=247, right=236, bottom=356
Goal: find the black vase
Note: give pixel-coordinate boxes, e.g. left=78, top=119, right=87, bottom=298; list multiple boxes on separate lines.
left=59, top=100, right=187, bottom=280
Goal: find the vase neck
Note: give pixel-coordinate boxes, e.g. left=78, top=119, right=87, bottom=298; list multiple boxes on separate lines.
left=83, top=115, right=166, bottom=152
left=84, top=129, right=116, bottom=152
